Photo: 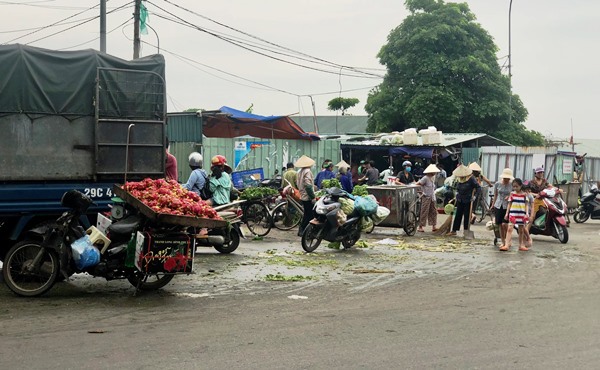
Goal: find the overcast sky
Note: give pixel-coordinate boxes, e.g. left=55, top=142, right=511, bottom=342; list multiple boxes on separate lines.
left=2, top=0, right=599, bottom=139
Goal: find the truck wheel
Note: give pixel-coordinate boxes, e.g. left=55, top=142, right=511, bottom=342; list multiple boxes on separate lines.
left=3, top=240, right=59, bottom=297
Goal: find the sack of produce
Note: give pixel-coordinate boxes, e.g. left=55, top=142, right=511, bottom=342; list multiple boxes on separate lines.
left=371, top=206, right=391, bottom=225
left=339, top=197, right=355, bottom=215
left=354, top=195, right=378, bottom=216
left=336, top=210, right=347, bottom=226
left=360, top=216, right=374, bottom=232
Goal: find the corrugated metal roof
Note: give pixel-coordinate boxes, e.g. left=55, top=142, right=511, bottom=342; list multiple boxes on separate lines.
left=166, top=112, right=202, bottom=142
left=333, top=132, right=510, bottom=147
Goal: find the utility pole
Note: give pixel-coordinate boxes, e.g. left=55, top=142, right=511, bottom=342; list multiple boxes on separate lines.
left=100, top=0, right=106, bottom=53
left=309, top=96, right=318, bottom=134
left=508, top=0, right=513, bottom=125
left=133, top=0, right=141, bottom=59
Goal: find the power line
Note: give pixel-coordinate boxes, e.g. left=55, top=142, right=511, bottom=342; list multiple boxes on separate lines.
left=146, top=1, right=381, bottom=79
left=2, top=1, right=103, bottom=44
left=58, top=16, right=133, bottom=51
left=152, top=11, right=380, bottom=77
left=23, top=2, right=132, bottom=46
left=0, top=16, right=97, bottom=34
left=159, top=0, right=385, bottom=77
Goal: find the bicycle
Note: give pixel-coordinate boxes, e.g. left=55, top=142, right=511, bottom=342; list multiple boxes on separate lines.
left=473, top=186, right=492, bottom=223
left=402, top=191, right=422, bottom=236
left=271, top=191, right=304, bottom=231
left=217, top=199, right=272, bottom=237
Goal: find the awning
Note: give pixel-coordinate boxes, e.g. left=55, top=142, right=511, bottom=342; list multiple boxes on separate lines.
left=202, top=106, right=319, bottom=141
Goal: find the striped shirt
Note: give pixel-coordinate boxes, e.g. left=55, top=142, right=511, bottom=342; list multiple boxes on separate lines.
left=508, top=191, right=529, bottom=225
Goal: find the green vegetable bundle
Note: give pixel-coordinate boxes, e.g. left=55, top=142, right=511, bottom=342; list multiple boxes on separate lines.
left=352, top=185, right=369, bottom=196
left=240, top=187, right=279, bottom=200
left=321, top=179, right=342, bottom=189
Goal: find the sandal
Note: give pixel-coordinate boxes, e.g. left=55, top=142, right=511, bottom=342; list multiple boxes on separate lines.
left=432, top=227, right=439, bottom=232
left=499, top=245, right=509, bottom=251
left=417, top=228, right=425, bottom=232
left=445, top=231, right=457, bottom=236
left=519, top=246, right=529, bottom=251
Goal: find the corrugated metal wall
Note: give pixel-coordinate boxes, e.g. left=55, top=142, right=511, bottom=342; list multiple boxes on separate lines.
left=479, top=146, right=600, bottom=189
left=166, top=112, right=202, bottom=142
left=461, top=148, right=480, bottom=167
left=202, top=137, right=341, bottom=178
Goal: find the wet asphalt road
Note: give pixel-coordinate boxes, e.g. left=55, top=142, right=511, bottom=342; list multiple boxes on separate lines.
left=1, top=218, right=599, bottom=369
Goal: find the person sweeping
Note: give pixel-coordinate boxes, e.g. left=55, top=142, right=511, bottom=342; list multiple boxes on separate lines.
left=446, top=165, right=480, bottom=236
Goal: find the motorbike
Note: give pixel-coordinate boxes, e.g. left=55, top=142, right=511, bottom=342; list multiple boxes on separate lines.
left=260, top=175, right=282, bottom=189
left=301, top=188, right=362, bottom=253
left=3, top=190, right=205, bottom=297
left=527, top=187, right=569, bottom=244
left=573, top=187, right=600, bottom=223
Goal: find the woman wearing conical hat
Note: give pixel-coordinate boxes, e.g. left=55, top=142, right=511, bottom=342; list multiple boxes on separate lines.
left=295, top=155, right=317, bottom=236
left=446, top=164, right=480, bottom=236
left=417, top=164, right=440, bottom=232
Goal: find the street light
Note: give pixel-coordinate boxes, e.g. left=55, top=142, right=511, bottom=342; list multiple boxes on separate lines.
left=508, top=0, right=513, bottom=125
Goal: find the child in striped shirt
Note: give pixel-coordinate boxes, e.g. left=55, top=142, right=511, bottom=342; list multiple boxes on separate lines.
left=500, top=178, right=530, bottom=251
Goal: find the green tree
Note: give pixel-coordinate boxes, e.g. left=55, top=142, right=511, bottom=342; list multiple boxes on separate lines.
left=365, top=0, right=544, bottom=146
left=327, top=97, right=360, bottom=115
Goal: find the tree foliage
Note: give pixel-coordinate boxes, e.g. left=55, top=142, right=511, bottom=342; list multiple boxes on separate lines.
left=365, top=0, right=544, bottom=146
left=327, top=97, right=360, bottom=115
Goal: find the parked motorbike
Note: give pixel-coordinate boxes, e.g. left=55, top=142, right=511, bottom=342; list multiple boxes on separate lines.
left=2, top=191, right=181, bottom=297
left=301, top=188, right=361, bottom=253
left=260, top=175, right=282, bottom=189
left=573, top=187, right=600, bottom=223
left=528, top=188, right=569, bottom=244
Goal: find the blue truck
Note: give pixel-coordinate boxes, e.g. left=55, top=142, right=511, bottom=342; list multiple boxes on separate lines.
left=0, top=44, right=167, bottom=260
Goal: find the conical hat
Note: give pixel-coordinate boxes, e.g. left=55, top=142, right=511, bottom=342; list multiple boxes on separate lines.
left=500, top=168, right=514, bottom=179
left=423, top=164, right=440, bottom=174
left=294, top=155, right=315, bottom=168
left=335, top=160, right=350, bottom=169
left=468, top=162, right=482, bottom=172
left=452, top=164, right=473, bottom=177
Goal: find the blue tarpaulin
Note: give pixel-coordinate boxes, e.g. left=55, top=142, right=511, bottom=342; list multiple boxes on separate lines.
left=388, top=146, right=434, bottom=158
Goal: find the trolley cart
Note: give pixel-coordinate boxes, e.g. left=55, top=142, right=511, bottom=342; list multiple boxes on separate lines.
left=367, top=185, right=419, bottom=236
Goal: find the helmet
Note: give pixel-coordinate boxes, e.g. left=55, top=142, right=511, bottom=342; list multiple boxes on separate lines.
left=402, top=160, right=412, bottom=167
left=188, top=152, right=203, bottom=167
left=211, top=155, right=228, bottom=166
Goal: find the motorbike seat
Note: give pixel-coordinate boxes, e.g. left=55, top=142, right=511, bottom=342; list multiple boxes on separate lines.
left=107, top=215, right=141, bottom=236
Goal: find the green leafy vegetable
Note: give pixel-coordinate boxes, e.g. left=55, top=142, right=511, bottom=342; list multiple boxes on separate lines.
left=240, top=187, right=279, bottom=200
left=321, top=179, right=342, bottom=189
left=352, top=185, right=369, bottom=196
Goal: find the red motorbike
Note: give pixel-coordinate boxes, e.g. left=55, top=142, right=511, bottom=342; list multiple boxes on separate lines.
left=529, top=187, right=569, bottom=244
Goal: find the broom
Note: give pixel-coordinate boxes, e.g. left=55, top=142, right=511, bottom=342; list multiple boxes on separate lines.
left=434, top=200, right=455, bottom=235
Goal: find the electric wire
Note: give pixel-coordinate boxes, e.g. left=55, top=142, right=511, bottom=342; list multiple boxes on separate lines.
left=159, top=0, right=386, bottom=76
left=151, top=11, right=379, bottom=77
left=23, top=2, right=132, bottom=46
left=2, top=1, right=104, bottom=44
left=58, top=16, right=133, bottom=51
left=0, top=16, right=97, bottom=34
left=146, top=1, right=381, bottom=80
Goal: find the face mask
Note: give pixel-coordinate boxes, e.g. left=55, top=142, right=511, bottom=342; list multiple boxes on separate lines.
left=405, top=167, right=412, bottom=172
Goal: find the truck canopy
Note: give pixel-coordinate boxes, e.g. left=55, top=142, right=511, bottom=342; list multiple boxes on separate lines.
left=0, top=44, right=165, bottom=117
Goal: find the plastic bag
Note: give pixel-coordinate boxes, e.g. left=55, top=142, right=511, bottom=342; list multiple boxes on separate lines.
left=354, top=195, right=378, bottom=216
left=339, top=197, right=355, bottom=215
left=360, top=216, right=374, bottom=232
left=71, top=235, right=100, bottom=270
left=371, top=206, right=391, bottom=225
left=534, top=213, right=546, bottom=228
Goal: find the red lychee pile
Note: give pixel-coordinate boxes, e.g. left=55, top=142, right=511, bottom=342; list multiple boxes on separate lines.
left=123, top=178, right=220, bottom=219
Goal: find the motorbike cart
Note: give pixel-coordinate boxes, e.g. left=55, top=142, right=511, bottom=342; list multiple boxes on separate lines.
left=113, top=186, right=241, bottom=254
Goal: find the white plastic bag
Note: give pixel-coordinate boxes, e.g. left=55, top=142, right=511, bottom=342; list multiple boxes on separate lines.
left=371, top=206, right=391, bottom=225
